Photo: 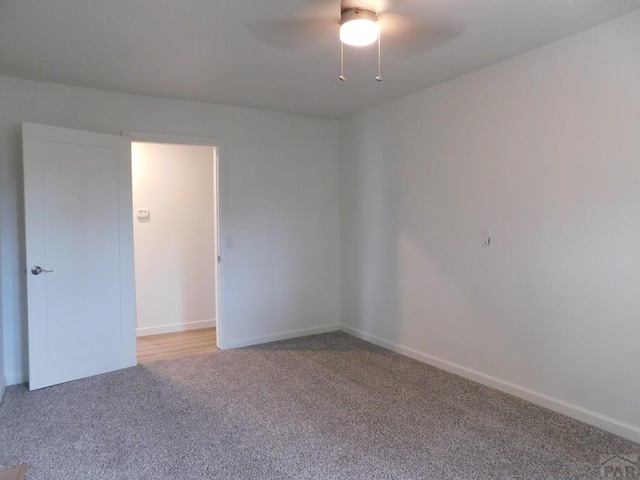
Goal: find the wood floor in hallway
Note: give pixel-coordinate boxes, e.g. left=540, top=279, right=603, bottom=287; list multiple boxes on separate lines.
left=137, top=328, right=217, bottom=363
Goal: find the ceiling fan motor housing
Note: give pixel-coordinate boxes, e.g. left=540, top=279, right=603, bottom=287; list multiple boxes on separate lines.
left=340, top=7, right=377, bottom=25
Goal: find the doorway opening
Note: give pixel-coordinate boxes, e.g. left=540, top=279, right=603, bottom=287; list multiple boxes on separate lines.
left=130, top=139, right=220, bottom=363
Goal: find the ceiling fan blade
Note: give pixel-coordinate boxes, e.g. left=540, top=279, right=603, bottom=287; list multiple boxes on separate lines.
left=378, top=11, right=467, bottom=57
left=248, top=17, right=337, bottom=51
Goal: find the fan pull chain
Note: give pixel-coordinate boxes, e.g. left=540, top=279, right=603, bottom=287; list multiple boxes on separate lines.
left=376, top=33, right=383, bottom=82
left=339, top=42, right=346, bottom=81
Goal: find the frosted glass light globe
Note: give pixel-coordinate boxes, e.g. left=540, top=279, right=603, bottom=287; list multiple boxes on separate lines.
left=340, top=9, right=379, bottom=47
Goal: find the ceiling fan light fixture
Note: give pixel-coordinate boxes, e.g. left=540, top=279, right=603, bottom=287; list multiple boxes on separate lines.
left=340, top=8, right=379, bottom=47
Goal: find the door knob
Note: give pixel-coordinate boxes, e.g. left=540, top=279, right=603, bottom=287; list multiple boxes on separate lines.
left=31, top=266, right=54, bottom=275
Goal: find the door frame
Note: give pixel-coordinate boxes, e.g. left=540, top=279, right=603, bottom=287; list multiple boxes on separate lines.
left=123, top=131, right=227, bottom=350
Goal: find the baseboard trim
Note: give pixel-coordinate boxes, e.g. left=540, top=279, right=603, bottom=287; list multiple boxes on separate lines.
left=136, top=319, right=216, bottom=337
left=341, top=325, right=640, bottom=444
left=225, top=324, right=341, bottom=349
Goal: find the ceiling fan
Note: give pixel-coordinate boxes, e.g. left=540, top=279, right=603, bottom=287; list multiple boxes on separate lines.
left=338, top=6, right=384, bottom=81
left=248, top=0, right=466, bottom=81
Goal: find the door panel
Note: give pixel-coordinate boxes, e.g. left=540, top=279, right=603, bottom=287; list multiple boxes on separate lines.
left=23, top=122, right=135, bottom=390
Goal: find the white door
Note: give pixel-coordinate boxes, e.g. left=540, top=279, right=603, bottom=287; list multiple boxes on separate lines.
left=23, top=122, right=136, bottom=390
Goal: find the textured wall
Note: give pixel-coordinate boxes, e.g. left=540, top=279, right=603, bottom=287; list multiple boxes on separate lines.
left=0, top=76, right=341, bottom=383
left=339, top=11, right=640, bottom=441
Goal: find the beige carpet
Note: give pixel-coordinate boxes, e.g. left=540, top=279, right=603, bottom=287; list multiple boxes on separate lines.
left=0, top=465, right=26, bottom=480
left=0, top=332, right=638, bottom=479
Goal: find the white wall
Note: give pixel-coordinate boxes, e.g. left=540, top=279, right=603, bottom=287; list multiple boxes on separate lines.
left=339, top=11, right=640, bottom=442
left=0, top=75, right=341, bottom=384
left=0, top=255, right=5, bottom=401
left=132, top=142, right=216, bottom=336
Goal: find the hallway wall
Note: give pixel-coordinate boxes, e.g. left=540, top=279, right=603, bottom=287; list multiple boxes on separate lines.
left=132, top=142, right=217, bottom=336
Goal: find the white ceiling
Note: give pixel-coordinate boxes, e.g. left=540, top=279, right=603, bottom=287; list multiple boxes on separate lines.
left=1, top=0, right=639, bottom=118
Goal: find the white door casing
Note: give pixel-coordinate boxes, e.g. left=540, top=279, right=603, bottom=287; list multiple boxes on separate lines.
left=23, top=122, right=136, bottom=390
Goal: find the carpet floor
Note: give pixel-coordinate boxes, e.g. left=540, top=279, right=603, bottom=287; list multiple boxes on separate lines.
left=0, top=332, right=637, bottom=479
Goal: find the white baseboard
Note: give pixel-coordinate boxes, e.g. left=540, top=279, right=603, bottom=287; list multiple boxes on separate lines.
left=136, top=319, right=216, bottom=337
left=0, top=376, right=6, bottom=403
left=341, top=325, right=640, bottom=445
left=225, top=324, right=341, bottom=349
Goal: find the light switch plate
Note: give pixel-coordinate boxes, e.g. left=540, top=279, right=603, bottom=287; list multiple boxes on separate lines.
left=136, top=209, right=150, bottom=219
